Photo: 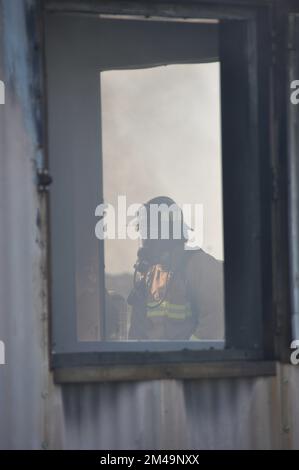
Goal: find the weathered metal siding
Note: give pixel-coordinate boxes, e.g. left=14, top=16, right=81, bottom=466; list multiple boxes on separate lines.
left=0, top=0, right=63, bottom=449
left=58, top=362, right=299, bottom=450
left=0, top=0, right=299, bottom=451
left=0, top=0, right=43, bottom=449
left=61, top=377, right=283, bottom=450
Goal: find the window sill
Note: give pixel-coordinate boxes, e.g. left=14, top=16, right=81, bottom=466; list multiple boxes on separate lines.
left=53, top=360, right=276, bottom=383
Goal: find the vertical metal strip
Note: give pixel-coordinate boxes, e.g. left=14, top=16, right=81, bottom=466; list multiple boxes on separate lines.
left=288, top=14, right=299, bottom=340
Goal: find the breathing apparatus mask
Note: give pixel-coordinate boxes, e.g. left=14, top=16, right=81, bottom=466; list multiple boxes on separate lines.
left=134, top=197, right=187, bottom=273
left=127, top=197, right=189, bottom=308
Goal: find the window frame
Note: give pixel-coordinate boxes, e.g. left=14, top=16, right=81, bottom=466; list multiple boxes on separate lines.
left=43, top=0, right=281, bottom=381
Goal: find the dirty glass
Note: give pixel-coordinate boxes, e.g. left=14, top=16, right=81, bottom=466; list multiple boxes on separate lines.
left=99, top=63, right=225, bottom=342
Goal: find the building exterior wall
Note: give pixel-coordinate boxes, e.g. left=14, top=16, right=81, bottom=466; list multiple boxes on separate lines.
left=0, top=0, right=63, bottom=449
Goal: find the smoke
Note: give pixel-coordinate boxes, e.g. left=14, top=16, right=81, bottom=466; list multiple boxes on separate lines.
left=101, top=63, right=223, bottom=274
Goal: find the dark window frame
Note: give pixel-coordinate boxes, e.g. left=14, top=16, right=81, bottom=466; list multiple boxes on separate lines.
left=43, top=0, right=283, bottom=381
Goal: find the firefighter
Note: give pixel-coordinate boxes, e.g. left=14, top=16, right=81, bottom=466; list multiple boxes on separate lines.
left=127, top=196, right=224, bottom=340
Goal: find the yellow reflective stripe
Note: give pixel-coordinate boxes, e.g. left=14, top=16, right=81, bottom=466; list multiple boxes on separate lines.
left=147, top=301, right=192, bottom=319
left=147, top=310, right=191, bottom=319
left=147, top=301, right=189, bottom=311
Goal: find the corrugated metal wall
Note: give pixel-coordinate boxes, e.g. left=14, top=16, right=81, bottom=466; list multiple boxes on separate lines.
left=0, top=0, right=63, bottom=450
left=0, top=0, right=44, bottom=449
left=0, top=0, right=299, bottom=450
left=60, top=377, right=280, bottom=450
left=59, top=364, right=299, bottom=450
